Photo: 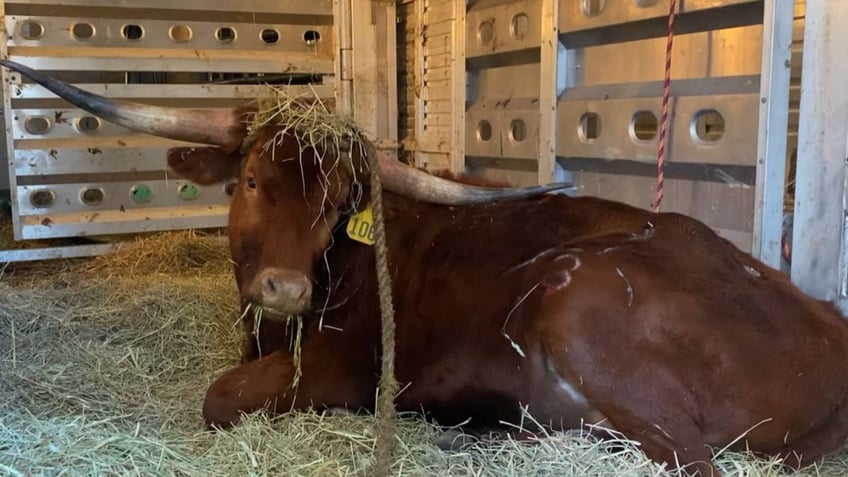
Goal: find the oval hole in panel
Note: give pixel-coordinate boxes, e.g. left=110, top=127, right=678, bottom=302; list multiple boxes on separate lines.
left=24, top=116, right=51, bottom=135
left=224, top=179, right=237, bottom=196
left=303, top=30, right=321, bottom=46
left=477, top=19, right=494, bottom=44
left=216, top=26, right=237, bottom=43
left=178, top=183, right=200, bottom=201
left=581, top=0, right=606, bottom=17
left=122, top=24, right=144, bottom=40
left=691, top=109, right=725, bottom=144
left=71, top=22, right=95, bottom=40
left=30, top=189, right=56, bottom=208
left=509, top=119, right=527, bottom=142
left=631, top=110, right=658, bottom=141
left=80, top=187, right=105, bottom=206
left=130, top=184, right=153, bottom=203
left=20, top=20, right=45, bottom=40
left=477, top=120, right=493, bottom=142
left=261, top=29, right=280, bottom=44
left=77, top=116, right=101, bottom=134
left=578, top=112, right=601, bottom=142
left=510, top=14, right=529, bottom=40
left=169, top=25, right=193, bottom=43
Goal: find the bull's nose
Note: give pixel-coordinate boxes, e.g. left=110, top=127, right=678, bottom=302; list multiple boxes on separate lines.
left=257, top=268, right=312, bottom=311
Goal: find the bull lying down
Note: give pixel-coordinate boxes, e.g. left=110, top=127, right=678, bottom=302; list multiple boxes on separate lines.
left=6, top=59, right=848, bottom=477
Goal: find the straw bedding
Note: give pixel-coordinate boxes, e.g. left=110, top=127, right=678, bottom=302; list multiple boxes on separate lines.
left=0, top=228, right=846, bottom=476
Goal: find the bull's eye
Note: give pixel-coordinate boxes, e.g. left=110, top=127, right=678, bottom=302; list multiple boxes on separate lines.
left=246, top=177, right=256, bottom=190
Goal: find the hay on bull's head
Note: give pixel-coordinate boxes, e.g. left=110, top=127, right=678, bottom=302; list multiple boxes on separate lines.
left=246, top=84, right=370, bottom=214
left=248, top=86, right=368, bottom=176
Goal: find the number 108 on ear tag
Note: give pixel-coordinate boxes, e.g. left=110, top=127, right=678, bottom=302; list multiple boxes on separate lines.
left=346, top=204, right=376, bottom=245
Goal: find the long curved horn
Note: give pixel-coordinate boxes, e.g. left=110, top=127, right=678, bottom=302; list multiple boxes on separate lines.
left=366, top=142, right=575, bottom=204
left=1, top=60, right=574, bottom=204
left=0, top=59, right=246, bottom=153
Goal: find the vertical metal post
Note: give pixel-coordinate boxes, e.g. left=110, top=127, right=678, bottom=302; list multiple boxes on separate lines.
left=0, top=0, right=19, bottom=237
left=537, top=0, right=557, bottom=184
left=791, top=0, right=848, bottom=312
left=538, top=0, right=566, bottom=185
left=334, top=0, right=354, bottom=116
left=752, top=0, right=793, bottom=268
left=450, top=0, right=467, bottom=173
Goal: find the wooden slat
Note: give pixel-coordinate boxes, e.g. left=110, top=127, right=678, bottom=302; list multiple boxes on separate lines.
left=424, top=66, right=451, bottom=82
left=423, top=112, right=451, bottom=127
left=425, top=52, right=451, bottom=69
left=424, top=18, right=453, bottom=37
left=423, top=100, right=451, bottom=114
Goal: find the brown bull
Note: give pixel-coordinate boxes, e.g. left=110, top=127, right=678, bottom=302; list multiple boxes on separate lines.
left=6, top=59, right=848, bottom=476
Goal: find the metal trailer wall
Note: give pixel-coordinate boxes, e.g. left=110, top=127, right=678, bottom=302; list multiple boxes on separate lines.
left=0, top=0, right=336, bottom=254
left=791, top=0, right=848, bottom=313
left=405, top=0, right=796, bottom=266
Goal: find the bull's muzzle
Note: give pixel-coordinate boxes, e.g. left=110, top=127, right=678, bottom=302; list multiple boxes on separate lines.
left=254, top=268, right=312, bottom=314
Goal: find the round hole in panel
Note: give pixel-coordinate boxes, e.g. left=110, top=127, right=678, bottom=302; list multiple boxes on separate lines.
left=30, top=189, right=56, bottom=208
left=24, top=116, right=51, bottom=135
left=261, top=28, right=280, bottom=44
left=169, top=24, right=193, bottom=43
left=178, top=183, right=200, bottom=201
left=80, top=187, right=105, bottom=206
left=634, top=0, right=660, bottom=7
left=71, top=22, right=95, bottom=40
left=76, top=115, right=101, bottom=134
left=215, top=26, right=237, bottom=43
left=691, top=109, right=725, bottom=144
left=630, top=110, right=658, bottom=141
left=477, top=120, right=493, bottom=142
left=477, top=19, right=494, bottom=44
left=509, top=119, right=527, bottom=142
left=122, top=24, right=144, bottom=40
left=510, top=13, right=529, bottom=40
left=19, top=20, right=45, bottom=40
left=130, top=184, right=153, bottom=203
left=581, top=0, right=606, bottom=17
left=303, top=30, right=321, bottom=46
left=578, top=112, right=601, bottom=142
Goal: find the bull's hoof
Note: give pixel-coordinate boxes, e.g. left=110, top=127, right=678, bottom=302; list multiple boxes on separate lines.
left=433, top=429, right=479, bottom=452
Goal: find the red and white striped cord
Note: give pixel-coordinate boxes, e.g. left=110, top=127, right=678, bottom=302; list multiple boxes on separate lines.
left=653, top=0, right=677, bottom=213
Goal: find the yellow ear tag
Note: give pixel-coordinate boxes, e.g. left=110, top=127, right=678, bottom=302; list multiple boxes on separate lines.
left=346, top=204, right=376, bottom=245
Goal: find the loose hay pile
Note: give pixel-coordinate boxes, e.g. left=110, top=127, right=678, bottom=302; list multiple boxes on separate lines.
left=1, top=232, right=848, bottom=476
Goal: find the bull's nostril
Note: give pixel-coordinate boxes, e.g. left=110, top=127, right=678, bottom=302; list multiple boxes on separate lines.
left=264, top=277, right=278, bottom=294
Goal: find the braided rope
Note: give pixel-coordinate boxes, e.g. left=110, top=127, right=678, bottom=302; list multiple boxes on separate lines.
left=653, top=0, right=677, bottom=213
left=364, top=139, right=400, bottom=477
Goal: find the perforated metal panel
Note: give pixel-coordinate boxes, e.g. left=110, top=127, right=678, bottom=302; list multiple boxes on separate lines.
left=0, top=0, right=337, bottom=241
left=434, top=0, right=793, bottom=264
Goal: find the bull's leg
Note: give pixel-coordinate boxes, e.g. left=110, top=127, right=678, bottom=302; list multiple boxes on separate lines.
left=607, top=413, right=720, bottom=477
left=541, top=332, right=720, bottom=474
left=764, top=401, right=848, bottom=470
left=202, top=347, right=375, bottom=430
left=542, top=341, right=721, bottom=475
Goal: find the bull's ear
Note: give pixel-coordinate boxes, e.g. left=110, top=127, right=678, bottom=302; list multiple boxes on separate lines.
left=166, top=146, right=241, bottom=185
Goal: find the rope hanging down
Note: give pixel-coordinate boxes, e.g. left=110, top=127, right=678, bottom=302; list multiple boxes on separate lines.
left=363, top=139, right=400, bottom=477
left=653, top=0, right=677, bottom=213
